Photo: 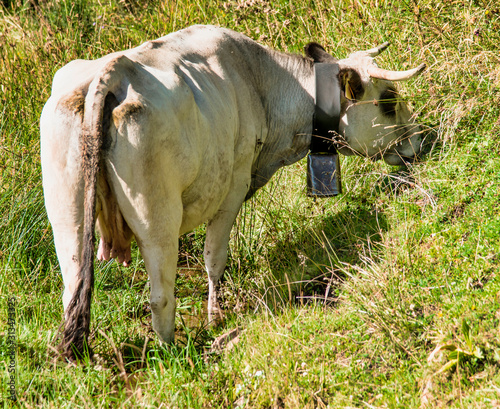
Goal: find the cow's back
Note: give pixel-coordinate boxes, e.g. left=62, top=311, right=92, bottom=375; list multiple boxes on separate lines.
left=42, top=25, right=267, bottom=239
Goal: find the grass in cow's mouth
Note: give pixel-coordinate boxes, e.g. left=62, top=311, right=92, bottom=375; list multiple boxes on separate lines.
left=0, top=0, right=499, bottom=407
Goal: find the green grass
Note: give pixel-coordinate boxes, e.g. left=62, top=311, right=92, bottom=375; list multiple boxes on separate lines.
left=1, top=0, right=500, bottom=407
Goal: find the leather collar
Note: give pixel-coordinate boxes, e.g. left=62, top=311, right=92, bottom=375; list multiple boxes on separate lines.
left=310, top=63, right=341, bottom=154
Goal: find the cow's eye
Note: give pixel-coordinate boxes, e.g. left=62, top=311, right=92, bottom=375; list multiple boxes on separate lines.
left=379, top=89, right=397, bottom=117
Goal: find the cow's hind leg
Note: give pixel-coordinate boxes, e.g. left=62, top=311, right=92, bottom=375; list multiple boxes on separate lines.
left=138, top=241, right=179, bottom=343
left=40, top=114, right=85, bottom=329
left=120, top=194, right=183, bottom=344
left=42, top=144, right=88, bottom=356
left=52, top=226, right=83, bottom=314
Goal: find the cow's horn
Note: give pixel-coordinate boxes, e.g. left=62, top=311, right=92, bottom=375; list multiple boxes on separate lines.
left=367, top=63, right=426, bottom=81
left=363, top=42, right=390, bottom=57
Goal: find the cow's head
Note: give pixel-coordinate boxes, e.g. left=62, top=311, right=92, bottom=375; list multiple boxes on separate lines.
left=305, top=42, right=426, bottom=166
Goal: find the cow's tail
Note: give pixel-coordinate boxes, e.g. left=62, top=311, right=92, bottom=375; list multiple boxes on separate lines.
left=61, top=56, right=128, bottom=360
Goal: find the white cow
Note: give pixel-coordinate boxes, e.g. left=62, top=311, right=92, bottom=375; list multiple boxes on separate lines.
left=40, top=25, right=426, bottom=359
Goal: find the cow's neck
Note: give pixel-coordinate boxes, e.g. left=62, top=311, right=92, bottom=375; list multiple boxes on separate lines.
left=259, top=49, right=315, bottom=137
left=247, top=48, right=316, bottom=197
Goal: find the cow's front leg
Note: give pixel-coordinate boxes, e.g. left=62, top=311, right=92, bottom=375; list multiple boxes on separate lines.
left=204, top=214, right=233, bottom=325
left=204, top=178, right=249, bottom=325
left=140, top=242, right=178, bottom=343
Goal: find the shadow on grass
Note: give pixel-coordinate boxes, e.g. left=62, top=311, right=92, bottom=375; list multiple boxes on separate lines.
left=225, top=199, right=389, bottom=313
left=276, top=204, right=388, bottom=303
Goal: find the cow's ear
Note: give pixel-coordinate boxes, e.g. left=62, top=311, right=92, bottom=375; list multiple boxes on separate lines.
left=340, top=68, right=365, bottom=101
left=304, top=42, right=337, bottom=63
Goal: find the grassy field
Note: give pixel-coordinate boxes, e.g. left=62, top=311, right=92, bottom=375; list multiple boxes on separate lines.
left=1, top=0, right=499, bottom=407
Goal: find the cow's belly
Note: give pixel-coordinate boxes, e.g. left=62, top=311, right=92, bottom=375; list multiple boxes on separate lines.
left=178, top=144, right=236, bottom=233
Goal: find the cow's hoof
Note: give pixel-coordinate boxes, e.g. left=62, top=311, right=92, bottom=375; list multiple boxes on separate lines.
left=208, top=307, right=224, bottom=327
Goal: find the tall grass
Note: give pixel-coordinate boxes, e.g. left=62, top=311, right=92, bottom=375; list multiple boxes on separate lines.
left=0, top=0, right=499, bottom=407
